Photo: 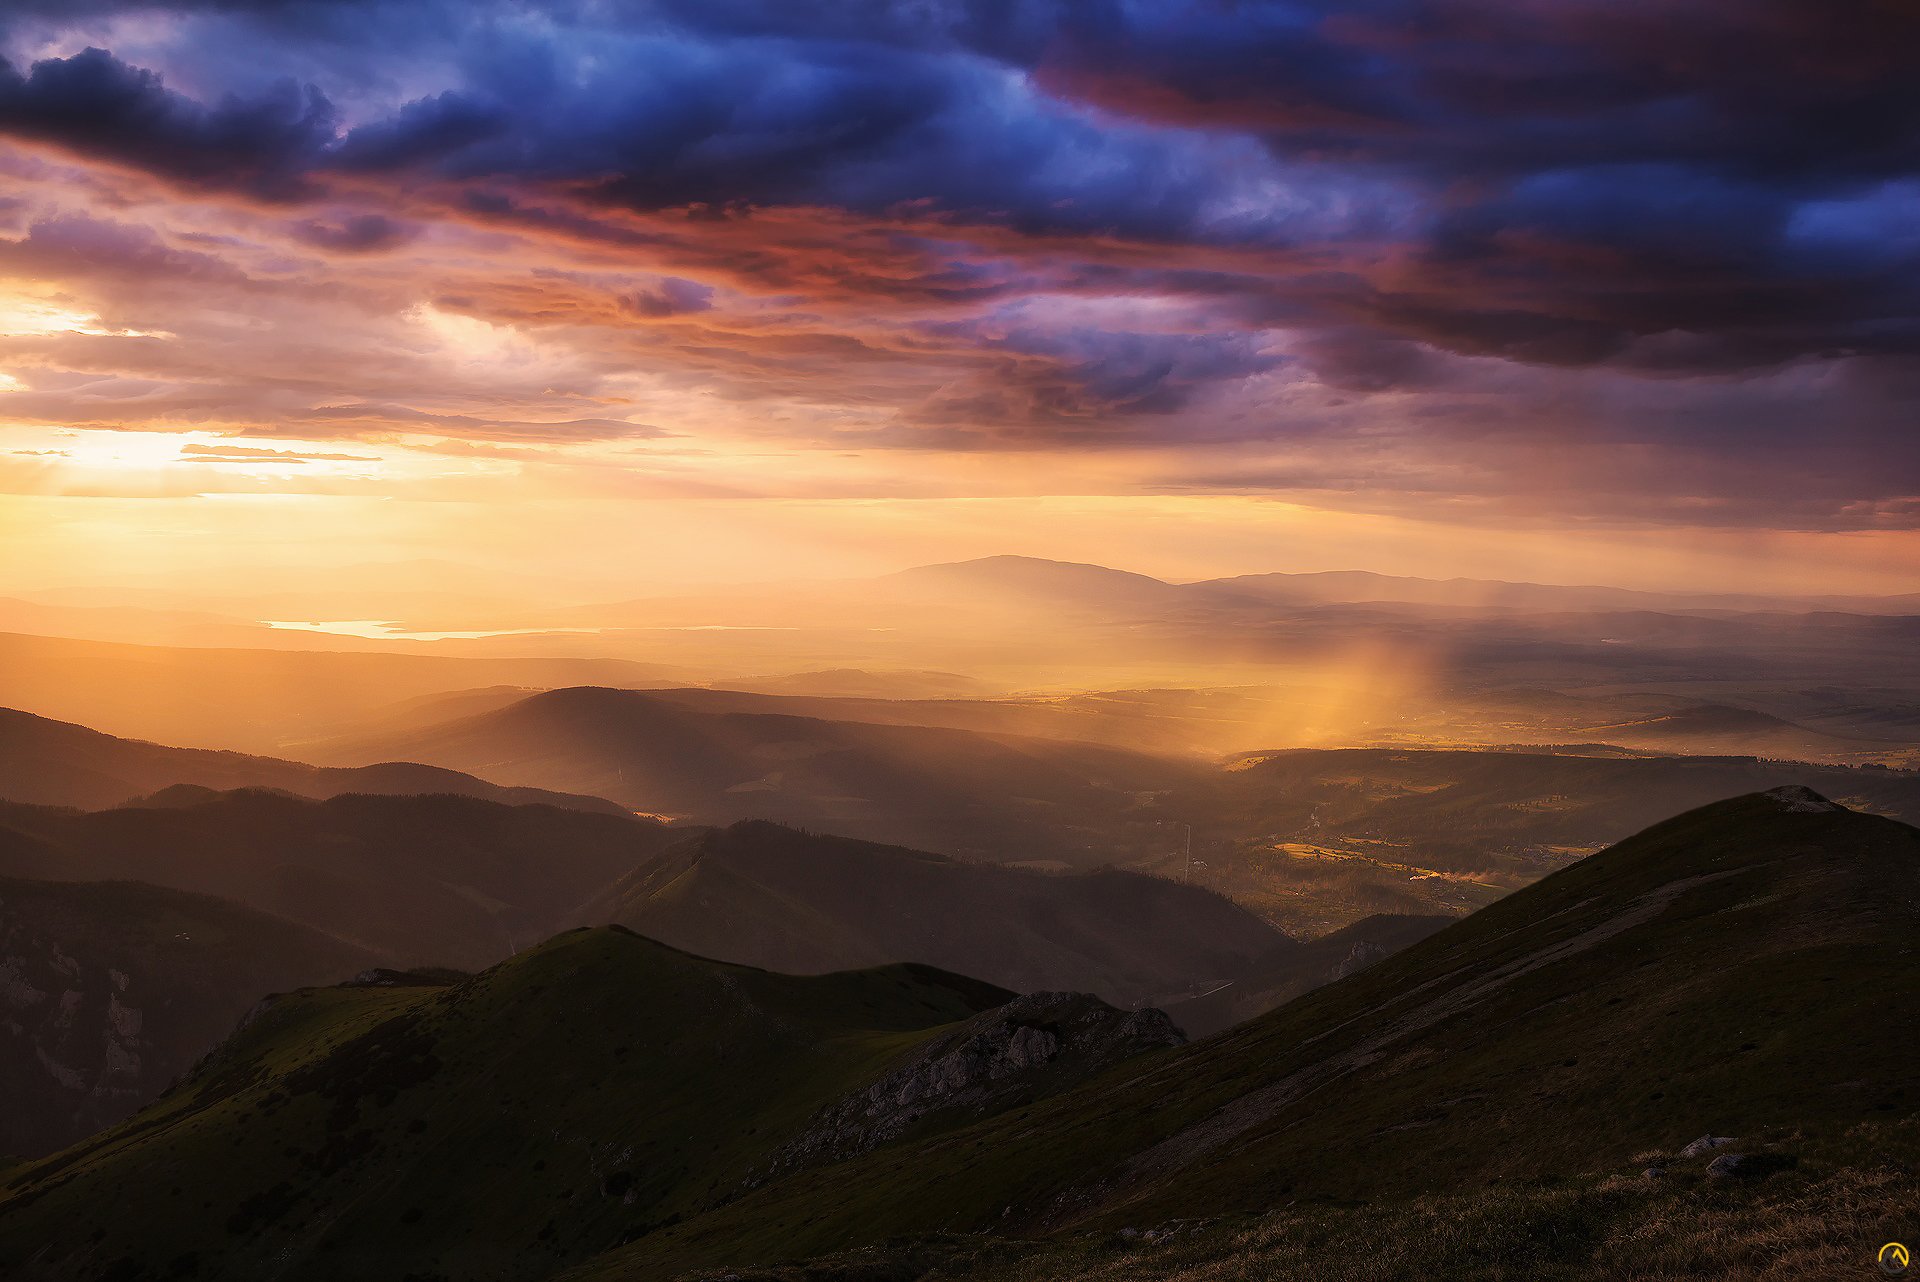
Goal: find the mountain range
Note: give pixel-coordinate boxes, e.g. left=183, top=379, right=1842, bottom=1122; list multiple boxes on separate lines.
left=2, top=787, right=1910, bottom=1280
left=0, top=930, right=1129, bottom=1279
left=315, top=685, right=1197, bottom=860
left=0, top=706, right=626, bottom=814
left=0, top=789, right=674, bottom=969
left=586, top=821, right=1284, bottom=1008
left=572, top=785, right=1920, bottom=1279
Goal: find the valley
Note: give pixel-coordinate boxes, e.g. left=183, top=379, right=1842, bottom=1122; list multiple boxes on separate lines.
left=0, top=556, right=1915, bottom=1280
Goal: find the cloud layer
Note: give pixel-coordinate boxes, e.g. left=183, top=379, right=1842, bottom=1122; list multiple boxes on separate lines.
left=0, top=0, right=1915, bottom=530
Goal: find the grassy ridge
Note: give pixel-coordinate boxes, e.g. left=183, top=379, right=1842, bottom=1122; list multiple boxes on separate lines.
left=568, top=791, right=1920, bottom=1279
left=0, top=929, right=1011, bottom=1281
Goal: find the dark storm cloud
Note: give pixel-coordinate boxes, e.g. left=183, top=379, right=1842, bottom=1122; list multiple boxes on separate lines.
left=288, top=212, right=418, bottom=253
left=0, top=0, right=1915, bottom=517
left=2, top=1, right=1910, bottom=378
left=619, top=278, right=714, bottom=319
left=1034, top=1, right=1920, bottom=182
left=0, top=47, right=334, bottom=199
left=909, top=320, right=1284, bottom=433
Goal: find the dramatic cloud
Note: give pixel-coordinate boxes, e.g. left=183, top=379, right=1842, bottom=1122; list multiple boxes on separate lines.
left=0, top=0, right=1914, bottom=535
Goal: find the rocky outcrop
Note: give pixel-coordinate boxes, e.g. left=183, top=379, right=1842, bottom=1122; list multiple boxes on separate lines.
left=0, top=934, right=152, bottom=1155
left=1679, top=1133, right=1737, bottom=1157
left=1765, top=785, right=1842, bottom=813
left=757, top=992, right=1183, bottom=1182
left=0, top=877, right=376, bottom=1158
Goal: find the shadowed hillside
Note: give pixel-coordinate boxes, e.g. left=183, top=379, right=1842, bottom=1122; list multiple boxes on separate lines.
left=319, top=686, right=1201, bottom=860
left=585, top=821, right=1285, bottom=1009
left=0, top=930, right=1174, bottom=1281
left=1163, top=912, right=1454, bottom=1038
left=1, top=790, right=1912, bottom=1281
left=0, top=790, right=677, bottom=969
left=0, top=876, right=377, bottom=1159
left=0, top=707, right=627, bottom=814
left=561, top=786, right=1920, bottom=1279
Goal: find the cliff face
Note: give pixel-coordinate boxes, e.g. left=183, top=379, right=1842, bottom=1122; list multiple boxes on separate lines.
left=758, top=991, right=1184, bottom=1181
left=0, top=941, right=152, bottom=1154
left=0, top=877, right=374, bottom=1158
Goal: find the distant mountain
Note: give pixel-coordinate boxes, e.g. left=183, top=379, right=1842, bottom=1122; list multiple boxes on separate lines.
left=584, top=820, right=1285, bottom=1008
left=0, top=929, right=1178, bottom=1280
left=0, top=631, right=694, bottom=753
left=0, top=706, right=626, bottom=813
left=0, top=875, right=376, bottom=1158
left=562, top=787, right=1920, bottom=1279
left=317, top=686, right=1201, bottom=860
left=1570, top=702, right=1871, bottom=759
left=873, top=555, right=1204, bottom=615
left=716, top=668, right=998, bottom=700
left=0, top=789, right=677, bottom=969
left=1194, top=568, right=1920, bottom=616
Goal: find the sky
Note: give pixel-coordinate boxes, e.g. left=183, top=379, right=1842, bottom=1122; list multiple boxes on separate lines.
left=0, top=0, right=1917, bottom=595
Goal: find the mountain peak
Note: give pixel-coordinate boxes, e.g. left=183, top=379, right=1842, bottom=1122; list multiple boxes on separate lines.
left=1764, top=784, right=1843, bottom=813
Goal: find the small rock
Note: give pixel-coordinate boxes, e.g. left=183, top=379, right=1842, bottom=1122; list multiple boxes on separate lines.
left=1707, top=1153, right=1748, bottom=1177
left=1680, top=1134, right=1737, bottom=1157
left=1642, top=1166, right=1665, bottom=1179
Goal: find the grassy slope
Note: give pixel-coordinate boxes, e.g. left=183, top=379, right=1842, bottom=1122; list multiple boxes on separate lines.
left=0, top=928, right=1011, bottom=1282
left=570, top=791, right=1920, bottom=1279
left=1164, top=911, right=1454, bottom=1037
left=892, top=1127, right=1920, bottom=1282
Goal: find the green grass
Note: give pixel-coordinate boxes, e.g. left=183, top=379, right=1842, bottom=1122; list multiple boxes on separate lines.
left=0, top=928, right=1009, bottom=1282
left=6, top=791, right=1915, bottom=1282
left=567, top=792, right=1920, bottom=1279
left=921, top=1126, right=1920, bottom=1282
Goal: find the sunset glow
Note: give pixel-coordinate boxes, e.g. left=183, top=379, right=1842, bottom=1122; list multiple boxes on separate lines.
left=0, top=3, right=1914, bottom=600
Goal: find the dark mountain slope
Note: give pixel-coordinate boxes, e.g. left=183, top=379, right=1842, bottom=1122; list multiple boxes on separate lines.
left=1164, top=912, right=1454, bottom=1038
left=585, top=821, right=1285, bottom=1008
left=0, top=707, right=626, bottom=814
left=320, top=686, right=1198, bottom=860
left=0, top=876, right=376, bottom=1158
left=572, top=786, right=1920, bottom=1278
left=0, top=790, right=678, bottom=969
left=0, top=929, right=1169, bottom=1282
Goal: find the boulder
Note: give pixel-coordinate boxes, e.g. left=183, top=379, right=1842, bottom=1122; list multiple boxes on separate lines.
left=1680, top=1133, right=1737, bottom=1157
